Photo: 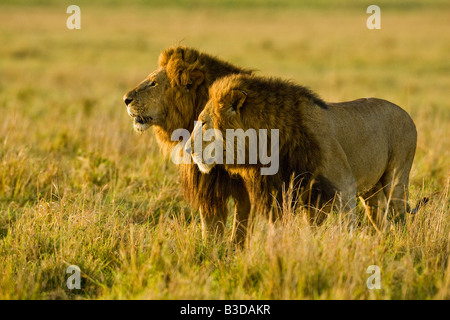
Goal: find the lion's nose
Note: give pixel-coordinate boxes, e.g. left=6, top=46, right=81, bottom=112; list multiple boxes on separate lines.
left=124, top=97, right=133, bottom=106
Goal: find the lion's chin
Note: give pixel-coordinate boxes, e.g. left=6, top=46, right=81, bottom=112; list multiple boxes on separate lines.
left=197, top=163, right=214, bottom=174
left=133, top=119, right=151, bottom=133
left=191, top=154, right=214, bottom=174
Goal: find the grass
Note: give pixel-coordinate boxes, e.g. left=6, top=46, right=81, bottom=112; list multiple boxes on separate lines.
left=0, top=2, right=449, bottom=299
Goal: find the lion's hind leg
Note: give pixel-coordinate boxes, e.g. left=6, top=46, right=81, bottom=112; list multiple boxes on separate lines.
left=361, top=182, right=389, bottom=232
left=380, top=166, right=413, bottom=223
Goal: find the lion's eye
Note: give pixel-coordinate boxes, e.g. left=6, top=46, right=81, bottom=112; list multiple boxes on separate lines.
left=202, top=121, right=207, bottom=127
left=149, top=81, right=156, bottom=87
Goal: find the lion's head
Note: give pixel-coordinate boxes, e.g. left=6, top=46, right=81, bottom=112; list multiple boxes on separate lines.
left=123, top=48, right=205, bottom=135
left=186, top=75, right=251, bottom=174
left=123, top=46, right=251, bottom=146
left=123, top=67, right=172, bottom=132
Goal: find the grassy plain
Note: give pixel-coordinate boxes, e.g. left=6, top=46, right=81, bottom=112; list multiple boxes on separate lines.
left=0, top=1, right=449, bottom=299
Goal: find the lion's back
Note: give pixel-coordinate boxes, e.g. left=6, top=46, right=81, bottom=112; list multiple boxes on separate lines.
left=320, top=98, right=417, bottom=192
left=327, top=97, right=417, bottom=149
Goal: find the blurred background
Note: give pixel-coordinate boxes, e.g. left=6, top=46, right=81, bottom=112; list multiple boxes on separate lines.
left=2, top=0, right=448, bottom=190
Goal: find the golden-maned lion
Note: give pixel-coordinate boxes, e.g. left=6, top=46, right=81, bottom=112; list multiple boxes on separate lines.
left=123, top=46, right=252, bottom=242
left=187, top=73, right=427, bottom=229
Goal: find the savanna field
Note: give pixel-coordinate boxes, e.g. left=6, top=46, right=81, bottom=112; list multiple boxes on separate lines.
left=0, top=0, right=449, bottom=299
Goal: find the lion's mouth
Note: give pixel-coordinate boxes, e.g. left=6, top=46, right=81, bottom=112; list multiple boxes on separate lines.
left=134, top=115, right=153, bottom=124
left=132, top=117, right=152, bottom=132
left=127, top=108, right=153, bottom=125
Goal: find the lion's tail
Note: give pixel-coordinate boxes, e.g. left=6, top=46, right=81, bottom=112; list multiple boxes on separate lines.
left=408, top=197, right=430, bottom=214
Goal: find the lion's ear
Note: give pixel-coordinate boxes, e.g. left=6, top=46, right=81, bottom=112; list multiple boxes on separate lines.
left=181, top=69, right=204, bottom=90
left=229, top=90, right=247, bottom=113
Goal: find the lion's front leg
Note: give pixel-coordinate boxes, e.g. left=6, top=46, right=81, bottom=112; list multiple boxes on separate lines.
left=231, top=187, right=251, bottom=245
left=199, top=207, right=228, bottom=242
left=200, top=209, right=227, bottom=241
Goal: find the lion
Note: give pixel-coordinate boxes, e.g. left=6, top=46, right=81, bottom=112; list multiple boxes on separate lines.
left=123, top=46, right=253, bottom=242
left=186, top=73, right=428, bottom=229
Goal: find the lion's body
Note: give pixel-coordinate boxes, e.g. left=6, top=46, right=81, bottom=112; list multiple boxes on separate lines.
left=124, top=47, right=252, bottom=241
left=315, top=98, right=416, bottom=196
left=191, top=74, right=420, bottom=226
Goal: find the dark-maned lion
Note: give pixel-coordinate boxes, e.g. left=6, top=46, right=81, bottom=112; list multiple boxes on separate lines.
left=187, top=73, right=427, bottom=229
left=123, top=46, right=252, bottom=242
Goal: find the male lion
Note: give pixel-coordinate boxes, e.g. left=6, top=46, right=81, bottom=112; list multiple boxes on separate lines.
left=123, top=46, right=253, bottom=242
left=186, top=73, right=427, bottom=229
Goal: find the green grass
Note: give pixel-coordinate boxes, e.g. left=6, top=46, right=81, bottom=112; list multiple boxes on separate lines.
left=0, top=3, right=449, bottom=299
left=3, top=0, right=450, bottom=11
